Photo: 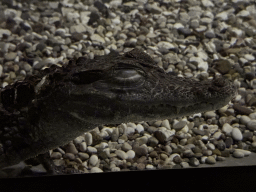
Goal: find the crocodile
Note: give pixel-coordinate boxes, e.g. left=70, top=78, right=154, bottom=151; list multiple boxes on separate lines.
left=0, top=48, right=237, bottom=174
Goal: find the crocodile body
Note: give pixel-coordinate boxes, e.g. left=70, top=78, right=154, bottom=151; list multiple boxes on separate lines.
left=0, top=48, right=237, bottom=169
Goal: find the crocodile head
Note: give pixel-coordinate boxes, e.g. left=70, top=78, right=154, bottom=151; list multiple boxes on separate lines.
left=36, top=48, right=237, bottom=125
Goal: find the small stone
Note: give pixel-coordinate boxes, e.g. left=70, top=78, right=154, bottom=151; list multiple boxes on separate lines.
left=232, top=151, right=244, bottom=158
left=146, top=164, right=155, bottom=170
left=134, top=146, right=148, bottom=156
left=212, top=149, right=221, bottom=156
left=111, top=167, right=120, bottom=172
left=247, top=120, right=256, bottom=131
left=147, top=136, right=159, bottom=147
left=89, top=155, right=98, bottom=166
left=161, top=119, right=170, bottom=129
left=214, top=59, right=231, bottom=74
left=180, top=162, right=190, bottom=168
left=233, top=104, right=253, bottom=115
left=126, top=150, right=135, bottom=159
left=225, top=137, right=233, bottom=148
left=189, top=157, right=200, bottom=167
left=222, top=123, right=233, bottom=136
left=231, top=128, right=243, bottom=141
left=136, top=124, right=144, bottom=133
left=64, top=153, right=75, bottom=160
left=87, top=146, right=97, bottom=154
left=65, top=143, right=78, bottom=154
left=149, top=151, right=158, bottom=158
left=79, top=142, right=87, bottom=152
left=221, top=150, right=230, bottom=157
left=51, top=152, right=62, bottom=159
left=240, top=115, right=251, bottom=125
left=137, top=163, right=145, bottom=170
left=136, top=136, right=148, bottom=145
left=78, top=152, right=89, bottom=160
left=234, top=149, right=251, bottom=156
left=90, top=34, right=105, bottom=44
left=204, top=111, right=216, bottom=118
left=90, top=167, right=103, bottom=173
left=121, top=142, right=132, bottom=152
left=85, top=133, right=93, bottom=145
left=4, top=52, right=17, bottom=61
left=172, top=120, right=187, bottom=130
left=206, top=156, right=216, bottom=164
left=111, top=128, right=119, bottom=142
left=212, top=132, right=222, bottom=140
left=115, top=150, right=128, bottom=160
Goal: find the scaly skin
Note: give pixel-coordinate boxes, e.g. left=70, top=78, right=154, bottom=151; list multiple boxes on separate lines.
left=0, top=48, right=237, bottom=170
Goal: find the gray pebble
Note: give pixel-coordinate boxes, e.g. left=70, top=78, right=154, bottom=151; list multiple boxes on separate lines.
left=121, top=142, right=132, bottom=152
left=222, top=123, right=233, bottom=136
left=231, top=128, right=243, bottom=141
left=4, top=52, right=17, bottom=61
left=78, top=152, right=89, bottom=160
left=51, top=152, right=62, bottom=159
left=134, top=146, right=148, bottom=156
left=64, top=153, right=75, bottom=160
left=247, top=120, right=256, bottom=131
left=147, top=136, right=159, bottom=147
left=172, top=120, right=187, bottom=130
left=115, top=150, right=128, bottom=160
left=232, top=151, right=244, bottom=158
left=240, top=115, right=251, bottom=125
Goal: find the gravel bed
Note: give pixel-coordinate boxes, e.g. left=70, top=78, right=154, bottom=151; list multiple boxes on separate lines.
left=0, top=0, right=256, bottom=177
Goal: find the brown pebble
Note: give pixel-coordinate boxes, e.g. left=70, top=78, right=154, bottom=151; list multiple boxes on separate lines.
left=149, top=151, right=158, bottom=158
left=212, top=149, right=221, bottom=156
left=137, top=163, right=145, bottom=170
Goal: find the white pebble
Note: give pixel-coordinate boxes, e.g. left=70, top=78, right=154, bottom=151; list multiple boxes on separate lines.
left=136, top=124, right=144, bottom=133
left=146, top=164, right=155, bottom=170
left=240, top=115, right=251, bottom=125
left=87, top=146, right=97, bottom=153
left=85, top=133, right=92, bottom=145
left=231, top=128, right=243, bottom=141
left=111, top=167, right=121, bottom=172
left=90, top=167, right=103, bottom=173
left=89, top=155, right=98, bottom=166
left=234, top=149, right=251, bottom=156
left=233, top=151, right=244, bottom=158
left=126, top=150, right=135, bottom=159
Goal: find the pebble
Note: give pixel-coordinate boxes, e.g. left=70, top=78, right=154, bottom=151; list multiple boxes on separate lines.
left=126, top=150, right=135, bottom=159
left=247, top=120, right=256, bottom=131
left=89, top=155, right=99, bottom=166
left=222, top=123, right=233, bottom=136
left=65, top=143, right=78, bottom=154
left=85, top=133, right=93, bottom=146
left=231, top=128, right=243, bottom=141
left=234, top=149, right=251, bottom=156
left=206, top=156, right=216, bottom=164
left=115, top=150, right=128, bottom=160
left=189, top=157, right=200, bottom=167
left=90, top=167, right=103, bottom=173
left=232, top=151, right=244, bottom=158
left=121, top=142, right=132, bottom=152
left=147, top=136, right=159, bottom=147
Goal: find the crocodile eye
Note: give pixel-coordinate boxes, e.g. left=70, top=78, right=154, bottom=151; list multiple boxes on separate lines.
left=114, top=69, right=143, bottom=82
left=108, top=69, right=145, bottom=88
